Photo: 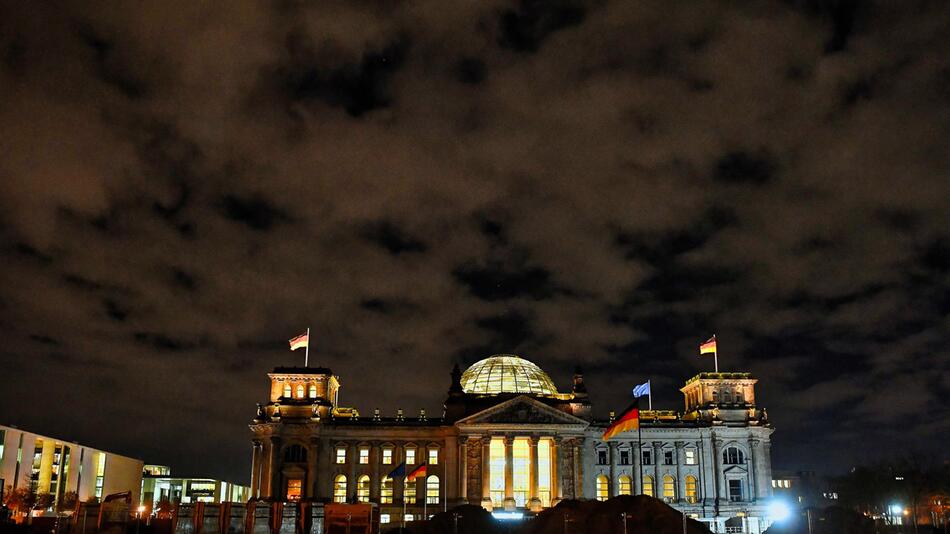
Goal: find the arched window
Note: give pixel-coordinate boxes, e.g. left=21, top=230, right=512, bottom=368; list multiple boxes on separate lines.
left=685, top=476, right=698, bottom=503
left=283, top=384, right=292, bottom=398
left=426, top=475, right=440, bottom=504
left=723, top=447, right=745, bottom=465
left=333, top=475, right=347, bottom=503
left=663, top=475, right=676, bottom=501
left=296, top=384, right=305, bottom=398
left=595, top=475, right=609, bottom=501
left=381, top=477, right=393, bottom=504
left=357, top=475, right=370, bottom=502
left=618, top=475, right=632, bottom=496
left=283, top=444, right=307, bottom=463
left=404, top=477, right=416, bottom=504
left=309, top=384, right=317, bottom=398
left=723, top=390, right=732, bottom=403
left=642, top=476, right=654, bottom=497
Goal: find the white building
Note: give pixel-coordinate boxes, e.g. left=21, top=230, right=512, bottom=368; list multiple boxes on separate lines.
left=0, top=424, right=144, bottom=509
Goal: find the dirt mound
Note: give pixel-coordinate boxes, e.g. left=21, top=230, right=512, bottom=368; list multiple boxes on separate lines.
left=524, top=496, right=712, bottom=534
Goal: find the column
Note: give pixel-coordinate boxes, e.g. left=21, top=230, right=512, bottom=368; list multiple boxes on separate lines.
left=480, top=437, right=492, bottom=507
left=306, top=438, right=319, bottom=498
left=370, top=442, right=381, bottom=501
left=269, top=436, right=282, bottom=500
left=633, top=440, right=642, bottom=495
left=393, top=441, right=405, bottom=504
left=713, top=438, right=724, bottom=511
left=317, top=437, right=331, bottom=500
left=675, top=441, right=685, bottom=503
left=608, top=442, right=616, bottom=497
left=459, top=437, right=468, bottom=503
left=503, top=436, right=515, bottom=510
left=747, top=438, right=758, bottom=501
left=652, top=442, right=662, bottom=500
left=445, top=435, right=458, bottom=506
left=550, top=437, right=561, bottom=503
left=250, top=440, right=262, bottom=498
left=573, top=438, right=584, bottom=499
left=528, top=436, right=541, bottom=511
left=348, top=443, right=358, bottom=501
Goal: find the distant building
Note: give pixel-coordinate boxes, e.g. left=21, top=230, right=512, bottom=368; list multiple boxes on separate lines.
left=249, top=354, right=777, bottom=533
left=0, top=424, right=143, bottom=509
left=140, top=465, right=249, bottom=510
left=771, top=470, right=836, bottom=509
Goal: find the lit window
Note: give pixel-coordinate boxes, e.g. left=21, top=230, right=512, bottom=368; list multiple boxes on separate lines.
left=596, top=475, right=609, bottom=501
left=309, top=384, right=317, bottom=398
left=723, top=447, right=745, bottom=465
left=404, top=478, right=416, bottom=504
left=286, top=479, right=302, bottom=501
left=664, top=450, right=674, bottom=465
left=381, top=477, right=393, bottom=504
left=537, top=439, right=552, bottom=507
left=94, top=453, right=106, bottom=498
left=333, top=475, right=347, bottom=503
left=404, top=514, right=414, bottom=523
left=336, top=447, right=346, bottom=464
left=426, top=475, right=440, bottom=504
left=283, top=384, right=292, bottom=398
left=643, top=476, right=654, bottom=497
left=512, top=439, right=528, bottom=507
left=405, top=447, right=416, bottom=465
left=296, top=385, right=305, bottom=398
left=663, top=475, right=676, bottom=501
left=380, top=514, right=390, bottom=524
left=359, top=447, right=369, bottom=464
left=618, top=475, right=632, bottom=496
left=642, top=450, right=653, bottom=466
left=772, top=480, right=777, bottom=488
left=685, top=476, right=698, bottom=503
left=428, top=447, right=439, bottom=465
left=0, top=429, right=5, bottom=460
left=619, top=450, right=630, bottom=465
left=489, top=439, right=505, bottom=506
left=357, top=475, right=370, bottom=502
left=728, top=480, right=743, bottom=502
left=685, top=450, right=696, bottom=465
left=382, top=448, right=393, bottom=465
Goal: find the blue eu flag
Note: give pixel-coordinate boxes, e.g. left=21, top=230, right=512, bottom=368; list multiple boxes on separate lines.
left=387, top=462, right=407, bottom=479
left=632, top=381, right=651, bottom=398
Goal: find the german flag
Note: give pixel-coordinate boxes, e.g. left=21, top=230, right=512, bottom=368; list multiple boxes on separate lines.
left=602, top=399, right=640, bottom=441
left=700, top=335, right=717, bottom=355
left=407, top=463, right=427, bottom=480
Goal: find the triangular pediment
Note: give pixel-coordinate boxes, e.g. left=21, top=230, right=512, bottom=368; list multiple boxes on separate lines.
left=455, top=395, right=589, bottom=427
left=722, top=464, right=748, bottom=475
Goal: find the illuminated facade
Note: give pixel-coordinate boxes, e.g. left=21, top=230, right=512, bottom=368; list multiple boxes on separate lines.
left=140, top=465, right=250, bottom=511
left=249, top=356, right=776, bottom=532
left=0, top=424, right=144, bottom=509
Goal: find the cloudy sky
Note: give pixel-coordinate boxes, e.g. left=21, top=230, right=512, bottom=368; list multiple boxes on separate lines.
left=1, top=0, right=948, bottom=483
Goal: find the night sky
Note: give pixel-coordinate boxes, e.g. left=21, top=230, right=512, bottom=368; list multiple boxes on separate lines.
left=1, top=1, right=948, bottom=485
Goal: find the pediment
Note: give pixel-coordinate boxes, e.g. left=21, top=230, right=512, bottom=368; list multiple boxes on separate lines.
left=455, top=395, right=589, bottom=427
left=722, top=464, right=748, bottom=475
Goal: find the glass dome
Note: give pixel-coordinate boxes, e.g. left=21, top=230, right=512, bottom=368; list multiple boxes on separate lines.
left=460, top=354, right=558, bottom=396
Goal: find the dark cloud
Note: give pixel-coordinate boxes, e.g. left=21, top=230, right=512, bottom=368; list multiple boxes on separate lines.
left=0, top=0, right=948, bottom=482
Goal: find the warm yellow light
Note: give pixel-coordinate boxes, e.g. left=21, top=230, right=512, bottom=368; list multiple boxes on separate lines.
left=460, top=355, right=558, bottom=395
left=137, top=506, right=146, bottom=513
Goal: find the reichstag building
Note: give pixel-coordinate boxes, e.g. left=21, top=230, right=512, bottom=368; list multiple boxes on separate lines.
left=248, top=354, right=776, bottom=533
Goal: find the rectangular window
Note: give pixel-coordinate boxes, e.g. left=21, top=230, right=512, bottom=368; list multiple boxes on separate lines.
left=286, top=479, right=302, bottom=501
left=404, top=514, right=414, bottom=523
left=0, top=429, right=5, bottom=460
left=380, top=514, right=390, bottom=524
left=685, top=450, right=696, bottom=465
left=642, top=450, right=652, bottom=466
left=94, top=452, right=106, bottom=498
left=619, top=450, right=630, bottom=465
left=359, top=447, right=369, bottom=464
left=728, top=480, right=743, bottom=502
left=336, top=447, right=346, bottom=464
left=597, top=449, right=608, bottom=465
left=428, top=448, right=438, bottom=465
left=382, top=448, right=393, bottom=465
left=489, top=439, right=505, bottom=506
left=663, top=450, right=674, bottom=465
left=405, top=448, right=416, bottom=465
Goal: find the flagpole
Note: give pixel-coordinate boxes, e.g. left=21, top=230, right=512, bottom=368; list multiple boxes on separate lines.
left=714, top=348, right=718, bottom=373
left=648, top=380, right=652, bottom=411
left=304, top=327, right=310, bottom=367
left=638, top=423, right=644, bottom=495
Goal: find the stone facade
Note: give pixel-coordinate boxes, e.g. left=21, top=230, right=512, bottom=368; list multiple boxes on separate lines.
left=248, top=358, right=776, bottom=533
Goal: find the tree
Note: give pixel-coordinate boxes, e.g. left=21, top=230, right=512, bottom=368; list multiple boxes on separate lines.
left=3, top=486, right=37, bottom=516
left=34, top=492, right=54, bottom=511
left=59, top=491, right=78, bottom=511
